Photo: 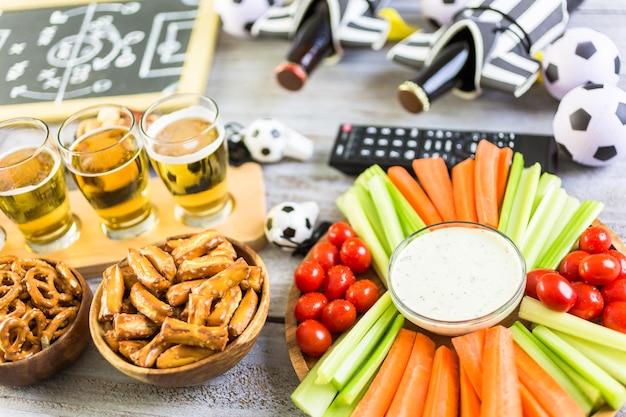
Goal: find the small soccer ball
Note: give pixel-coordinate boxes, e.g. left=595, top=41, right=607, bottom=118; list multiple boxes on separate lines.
left=264, top=201, right=320, bottom=251
left=542, top=27, right=621, bottom=100
left=244, top=118, right=288, bottom=163
left=553, top=83, right=626, bottom=167
left=215, top=0, right=274, bottom=37
left=421, top=0, right=472, bottom=28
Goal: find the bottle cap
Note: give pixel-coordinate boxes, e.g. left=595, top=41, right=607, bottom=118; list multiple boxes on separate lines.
left=275, top=62, right=308, bottom=91
left=397, top=80, right=431, bottom=113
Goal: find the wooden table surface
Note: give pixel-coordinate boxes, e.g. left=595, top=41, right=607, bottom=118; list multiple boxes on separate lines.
left=2, top=0, right=626, bottom=415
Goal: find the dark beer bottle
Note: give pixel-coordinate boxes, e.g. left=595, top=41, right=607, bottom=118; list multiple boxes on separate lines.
left=275, top=0, right=334, bottom=91
left=397, top=41, right=471, bottom=113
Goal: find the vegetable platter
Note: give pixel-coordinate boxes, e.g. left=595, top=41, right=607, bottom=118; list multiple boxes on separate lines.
left=285, top=139, right=626, bottom=417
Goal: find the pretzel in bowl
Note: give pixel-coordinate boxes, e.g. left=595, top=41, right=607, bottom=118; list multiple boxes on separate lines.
left=98, top=229, right=265, bottom=369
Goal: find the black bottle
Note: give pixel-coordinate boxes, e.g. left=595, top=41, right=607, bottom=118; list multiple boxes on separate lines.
left=397, top=41, right=470, bottom=113
left=275, top=0, right=334, bottom=91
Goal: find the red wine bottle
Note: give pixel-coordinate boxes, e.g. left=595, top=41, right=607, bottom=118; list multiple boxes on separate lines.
left=397, top=41, right=470, bottom=113
left=275, top=1, right=334, bottom=91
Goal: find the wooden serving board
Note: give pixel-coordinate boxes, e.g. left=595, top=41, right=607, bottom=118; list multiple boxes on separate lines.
left=0, top=162, right=267, bottom=278
left=284, top=219, right=626, bottom=417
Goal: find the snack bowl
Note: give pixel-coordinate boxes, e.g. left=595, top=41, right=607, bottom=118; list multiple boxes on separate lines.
left=0, top=257, right=92, bottom=386
left=89, top=232, right=270, bottom=387
left=387, top=221, right=526, bottom=337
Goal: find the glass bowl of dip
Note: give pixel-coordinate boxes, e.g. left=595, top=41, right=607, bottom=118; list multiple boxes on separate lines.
left=388, top=221, right=526, bottom=336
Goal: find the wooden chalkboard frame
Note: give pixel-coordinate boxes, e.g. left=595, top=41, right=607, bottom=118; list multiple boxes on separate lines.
left=0, top=0, right=217, bottom=122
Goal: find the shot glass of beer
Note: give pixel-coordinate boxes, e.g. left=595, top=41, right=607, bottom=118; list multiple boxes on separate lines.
left=56, top=104, right=157, bottom=240
left=139, top=93, right=232, bottom=227
left=0, top=118, right=81, bottom=253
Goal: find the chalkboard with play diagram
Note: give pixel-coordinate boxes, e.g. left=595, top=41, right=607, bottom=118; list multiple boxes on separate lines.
left=0, top=0, right=217, bottom=122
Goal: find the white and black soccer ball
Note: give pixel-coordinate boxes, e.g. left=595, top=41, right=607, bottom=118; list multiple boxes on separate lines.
left=541, top=27, right=621, bottom=100
left=244, top=117, right=287, bottom=163
left=264, top=201, right=320, bottom=251
left=215, top=0, right=276, bottom=37
left=421, top=0, right=472, bottom=28
left=553, top=83, right=626, bottom=167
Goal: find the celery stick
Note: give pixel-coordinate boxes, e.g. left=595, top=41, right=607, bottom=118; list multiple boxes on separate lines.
left=533, top=325, right=626, bottom=410
left=531, top=172, right=562, bottom=216
left=315, top=292, right=394, bottom=385
left=322, top=388, right=364, bottom=417
left=368, top=174, right=405, bottom=252
left=505, top=162, right=541, bottom=247
left=335, top=314, right=405, bottom=406
left=386, top=180, right=426, bottom=237
left=538, top=195, right=580, bottom=261
left=509, top=322, right=595, bottom=414
left=518, top=296, right=626, bottom=351
left=521, top=187, right=568, bottom=270
left=331, top=302, right=398, bottom=390
left=353, top=185, right=390, bottom=255
left=535, top=200, right=605, bottom=270
left=498, top=152, right=524, bottom=233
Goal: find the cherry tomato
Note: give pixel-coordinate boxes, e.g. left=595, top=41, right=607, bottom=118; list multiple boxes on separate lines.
left=321, top=299, right=357, bottom=333
left=339, top=237, right=372, bottom=274
left=558, top=250, right=589, bottom=281
left=568, top=281, right=604, bottom=321
left=295, top=319, right=332, bottom=357
left=607, top=249, right=626, bottom=280
left=323, top=265, right=356, bottom=300
left=602, top=302, right=626, bottom=334
left=579, top=253, right=620, bottom=286
left=345, top=279, right=379, bottom=313
left=294, top=292, right=328, bottom=322
left=293, top=260, right=325, bottom=293
left=327, top=221, right=356, bottom=248
left=309, top=241, right=340, bottom=271
left=579, top=226, right=612, bottom=254
left=601, top=278, right=626, bottom=304
left=525, top=268, right=554, bottom=298
left=536, top=272, right=577, bottom=312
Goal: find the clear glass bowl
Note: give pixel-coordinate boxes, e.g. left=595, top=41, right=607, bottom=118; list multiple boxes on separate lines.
left=388, top=221, right=526, bottom=336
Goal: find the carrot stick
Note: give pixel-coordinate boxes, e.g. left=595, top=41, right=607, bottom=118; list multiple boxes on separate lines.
left=474, top=139, right=500, bottom=228
left=423, top=345, right=460, bottom=417
left=496, top=146, right=513, bottom=212
left=451, top=328, right=486, bottom=399
left=480, top=325, right=523, bottom=417
left=452, top=157, right=478, bottom=222
left=519, top=381, right=550, bottom=417
left=412, top=157, right=457, bottom=222
left=513, top=343, right=586, bottom=417
left=387, top=332, right=436, bottom=417
left=351, top=328, right=416, bottom=417
left=460, top=364, right=482, bottom=417
left=387, top=165, right=443, bottom=226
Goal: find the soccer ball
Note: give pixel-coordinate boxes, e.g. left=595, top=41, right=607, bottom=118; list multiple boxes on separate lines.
left=215, top=0, right=275, bottom=37
left=264, top=201, right=320, bottom=251
left=244, top=118, right=314, bottom=163
left=421, top=0, right=472, bottom=28
left=541, top=27, right=621, bottom=100
left=553, top=83, right=626, bottom=167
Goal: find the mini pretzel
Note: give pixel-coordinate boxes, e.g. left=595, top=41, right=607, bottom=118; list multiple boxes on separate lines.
left=176, top=253, right=235, bottom=282
left=11, top=258, right=56, bottom=277
left=156, top=344, right=215, bottom=369
left=113, top=313, right=159, bottom=340
left=118, top=340, right=148, bottom=362
left=128, top=248, right=171, bottom=295
left=24, top=267, right=61, bottom=310
left=166, top=279, right=206, bottom=306
left=129, top=282, right=173, bottom=325
left=192, top=258, right=249, bottom=298
left=186, top=294, right=213, bottom=326
left=98, top=264, right=125, bottom=322
left=0, top=256, right=17, bottom=271
left=139, top=246, right=176, bottom=283
left=0, top=316, right=42, bottom=361
left=170, top=229, right=226, bottom=265
left=55, top=261, right=82, bottom=297
left=0, top=297, right=27, bottom=320
left=229, top=288, right=259, bottom=338
left=159, top=317, right=229, bottom=352
left=21, top=307, right=48, bottom=344
left=240, top=265, right=264, bottom=293
left=206, top=285, right=242, bottom=327
left=0, top=270, right=22, bottom=310
left=41, top=306, right=77, bottom=348
left=130, top=333, right=171, bottom=368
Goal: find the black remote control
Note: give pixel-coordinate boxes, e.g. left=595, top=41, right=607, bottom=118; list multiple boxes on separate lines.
left=328, top=123, right=558, bottom=175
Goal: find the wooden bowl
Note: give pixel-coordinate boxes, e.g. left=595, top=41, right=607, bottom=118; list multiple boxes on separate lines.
left=89, top=236, right=270, bottom=387
left=0, top=259, right=93, bottom=386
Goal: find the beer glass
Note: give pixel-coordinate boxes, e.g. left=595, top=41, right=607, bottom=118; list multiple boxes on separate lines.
left=0, top=118, right=80, bottom=253
left=57, top=105, right=157, bottom=240
left=139, top=93, right=232, bottom=227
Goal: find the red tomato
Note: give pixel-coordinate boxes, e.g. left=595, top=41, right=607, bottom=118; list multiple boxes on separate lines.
left=339, top=237, right=372, bottom=274
left=345, top=279, right=379, bottom=313
left=608, top=249, right=626, bottom=280
left=295, top=320, right=332, bottom=357
left=323, top=265, right=356, bottom=300
left=558, top=250, right=589, bottom=281
left=525, top=268, right=554, bottom=298
left=321, top=299, right=357, bottom=333
left=602, top=302, right=626, bottom=334
left=327, top=221, right=356, bottom=248
left=579, top=226, right=612, bottom=254
left=579, top=253, right=620, bottom=286
left=601, top=278, right=626, bottom=304
left=536, top=272, right=577, bottom=312
left=309, top=241, right=340, bottom=271
left=293, top=260, right=325, bottom=293
left=568, top=281, right=604, bottom=321
left=294, top=292, right=328, bottom=322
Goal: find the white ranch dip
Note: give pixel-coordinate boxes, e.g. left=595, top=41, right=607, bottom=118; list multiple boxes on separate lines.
left=389, top=226, right=524, bottom=324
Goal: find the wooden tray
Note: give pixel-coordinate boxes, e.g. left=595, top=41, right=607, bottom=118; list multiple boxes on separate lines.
left=0, top=162, right=267, bottom=278
left=284, top=220, right=626, bottom=416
